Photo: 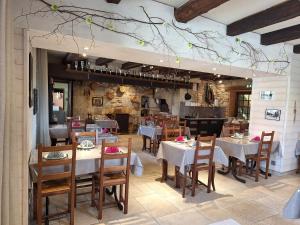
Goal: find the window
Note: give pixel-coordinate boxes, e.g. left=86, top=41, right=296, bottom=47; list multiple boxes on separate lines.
left=236, top=93, right=251, bottom=120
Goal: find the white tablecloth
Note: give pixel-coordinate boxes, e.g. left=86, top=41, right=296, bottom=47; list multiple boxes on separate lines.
left=29, top=146, right=143, bottom=177
left=49, top=124, right=68, bottom=139
left=94, top=120, right=119, bottom=129
left=156, top=141, right=228, bottom=174
left=137, top=125, right=191, bottom=140
left=216, top=137, right=280, bottom=163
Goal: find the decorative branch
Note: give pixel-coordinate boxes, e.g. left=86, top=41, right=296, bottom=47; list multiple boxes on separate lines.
left=16, top=0, right=290, bottom=74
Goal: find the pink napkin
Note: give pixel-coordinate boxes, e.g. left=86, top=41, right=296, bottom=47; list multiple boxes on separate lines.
left=105, top=146, right=119, bottom=153
left=72, top=121, right=81, bottom=127
left=251, top=136, right=261, bottom=142
left=102, top=128, right=109, bottom=133
left=176, top=136, right=185, bottom=142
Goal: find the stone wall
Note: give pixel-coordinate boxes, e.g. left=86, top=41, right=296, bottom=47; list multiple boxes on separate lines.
left=189, top=79, right=251, bottom=117
left=72, top=82, right=180, bottom=132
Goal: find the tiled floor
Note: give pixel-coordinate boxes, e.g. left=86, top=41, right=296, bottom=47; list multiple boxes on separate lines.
left=35, top=135, right=300, bottom=225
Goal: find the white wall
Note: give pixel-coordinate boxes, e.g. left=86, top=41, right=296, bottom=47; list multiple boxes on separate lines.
left=280, top=54, right=300, bottom=172
left=249, top=76, right=288, bottom=172
left=249, top=54, right=300, bottom=173
left=13, top=0, right=292, bottom=77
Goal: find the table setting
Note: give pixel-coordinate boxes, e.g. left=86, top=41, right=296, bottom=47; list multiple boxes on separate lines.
left=29, top=144, right=143, bottom=178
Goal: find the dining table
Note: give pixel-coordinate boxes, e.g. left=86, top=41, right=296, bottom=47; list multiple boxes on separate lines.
left=156, top=140, right=228, bottom=187
left=29, top=145, right=143, bottom=217
left=137, top=125, right=191, bottom=153
left=216, top=136, right=280, bottom=183
left=94, top=119, right=119, bottom=130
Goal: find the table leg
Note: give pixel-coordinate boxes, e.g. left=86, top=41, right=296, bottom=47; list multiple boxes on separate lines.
left=161, top=159, right=168, bottom=182
left=50, top=138, right=57, bottom=146
left=231, top=158, right=246, bottom=183
left=142, top=135, right=146, bottom=151
left=297, top=157, right=300, bottom=174
left=218, top=157, right=246, bottom=183
left=105, top=186, right=123, bottom=210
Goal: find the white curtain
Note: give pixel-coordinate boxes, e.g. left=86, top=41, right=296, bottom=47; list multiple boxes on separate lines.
left=36, top=48, right=51, bottom=146
left=0, top=0, right=27, bottom=224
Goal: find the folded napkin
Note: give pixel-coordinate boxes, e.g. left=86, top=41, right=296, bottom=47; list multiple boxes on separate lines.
left=102, top=128, right=109, bottom=133
left=176, top=136, right=185, bottom=142
left=251, top=136, right=261, bottom=142
left=105, top=146, right=119, bottom=153
left=72, top=121, right=81, bottom=127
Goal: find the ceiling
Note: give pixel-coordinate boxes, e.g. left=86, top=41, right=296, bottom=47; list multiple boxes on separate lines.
left=153, top=0, right=300, bottom=45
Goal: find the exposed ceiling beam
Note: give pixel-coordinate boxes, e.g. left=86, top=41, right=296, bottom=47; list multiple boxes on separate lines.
left=227, top=0, right=300, bottom=36
left=175, top=0, right=229, bottom=23
left=261, top=24, right=300, bottom=45
left=121, top=62, right=142, bottom=70
left=106, top=0, right=121, bottom=4
left=95, top=58, right=114, bottom=66
left=294, top=44, right=300, bottom=54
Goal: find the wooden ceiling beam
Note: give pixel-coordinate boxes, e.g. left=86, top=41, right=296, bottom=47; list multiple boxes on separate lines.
left=121, top=62, right=142, bottom=70
left=95, top=58, right=114, bottom=66
left=294, top=44, right=300, bottom=54
left=227, top=0, right=300, bottom=36
left=261, top=24, right=300, bottom=45
left=175, top=0, right=229, bottom=23
left=106, top=0, right=121, bottom=4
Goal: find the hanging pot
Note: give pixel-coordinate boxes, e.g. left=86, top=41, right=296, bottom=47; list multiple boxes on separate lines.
left=184, top=89, right=191, bottom=100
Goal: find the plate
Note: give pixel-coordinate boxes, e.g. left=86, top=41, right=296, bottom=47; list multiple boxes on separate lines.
left=230, top=135, right=244, bottom=139
left=77, top=144, right=95, bottom=150
left=44, top=152, right=68, bottom=160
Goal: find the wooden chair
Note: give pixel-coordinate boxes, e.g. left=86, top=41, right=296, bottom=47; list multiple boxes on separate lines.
left=36, top=144, right=76, bottom=225
left=71, top=131, right=96, bottom=207
left=242, top=131, right=275, bottom=182
left=162, top=126, right=183, bottom=141
left=178, top=135, right=216, bottom=198
left=91, top=138, right=132, bottom=220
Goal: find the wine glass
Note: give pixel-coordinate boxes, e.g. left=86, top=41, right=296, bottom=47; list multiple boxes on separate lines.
left=80, top=61, right=84, bottom=71
left=74, top=61, right=78, bottom=70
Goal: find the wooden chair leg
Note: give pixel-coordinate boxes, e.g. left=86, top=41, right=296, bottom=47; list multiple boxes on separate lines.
left=207, top=168, right=212, bottom=193
left=70, top=190, right=75, bottom=225
left=45, top=197, right=49, bottom=225
left=191, top=169, right=196, bottom=197
left=91, top=178, right=95, bottom=207
left=124, top=183, right=129, bottom=214
left=74, top=182, right=77, bottom=208
left=255, top=160, right=260, bottom=182
left=182, top=172, right=187, bottom=198
left=265, top=159, right=270, bottom=179
left=212, top=164, right=216, bottom=191
left=98, top=187, right=104, bottom=220
left=37, top=193, right=42, bottom=225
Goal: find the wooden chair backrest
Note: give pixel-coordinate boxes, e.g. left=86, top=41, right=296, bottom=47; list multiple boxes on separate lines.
left=37, top=144, right=76, bottom=187
left=100, top=138, right=132, bottom=181
left=163, top=126, right=183, bottom=141
left=71, top=131, right=96, bottom=144
left=193, top=135, right=216, bottom=168
left=257, top=131, right=275, bottom=157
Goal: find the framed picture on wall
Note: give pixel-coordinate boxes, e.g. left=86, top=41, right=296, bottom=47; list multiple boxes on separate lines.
left=92, top=97, right=103, bottom=107
left=260, top=91, right=274, bottom=100
left=265, top=109, right=281, bottom=121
